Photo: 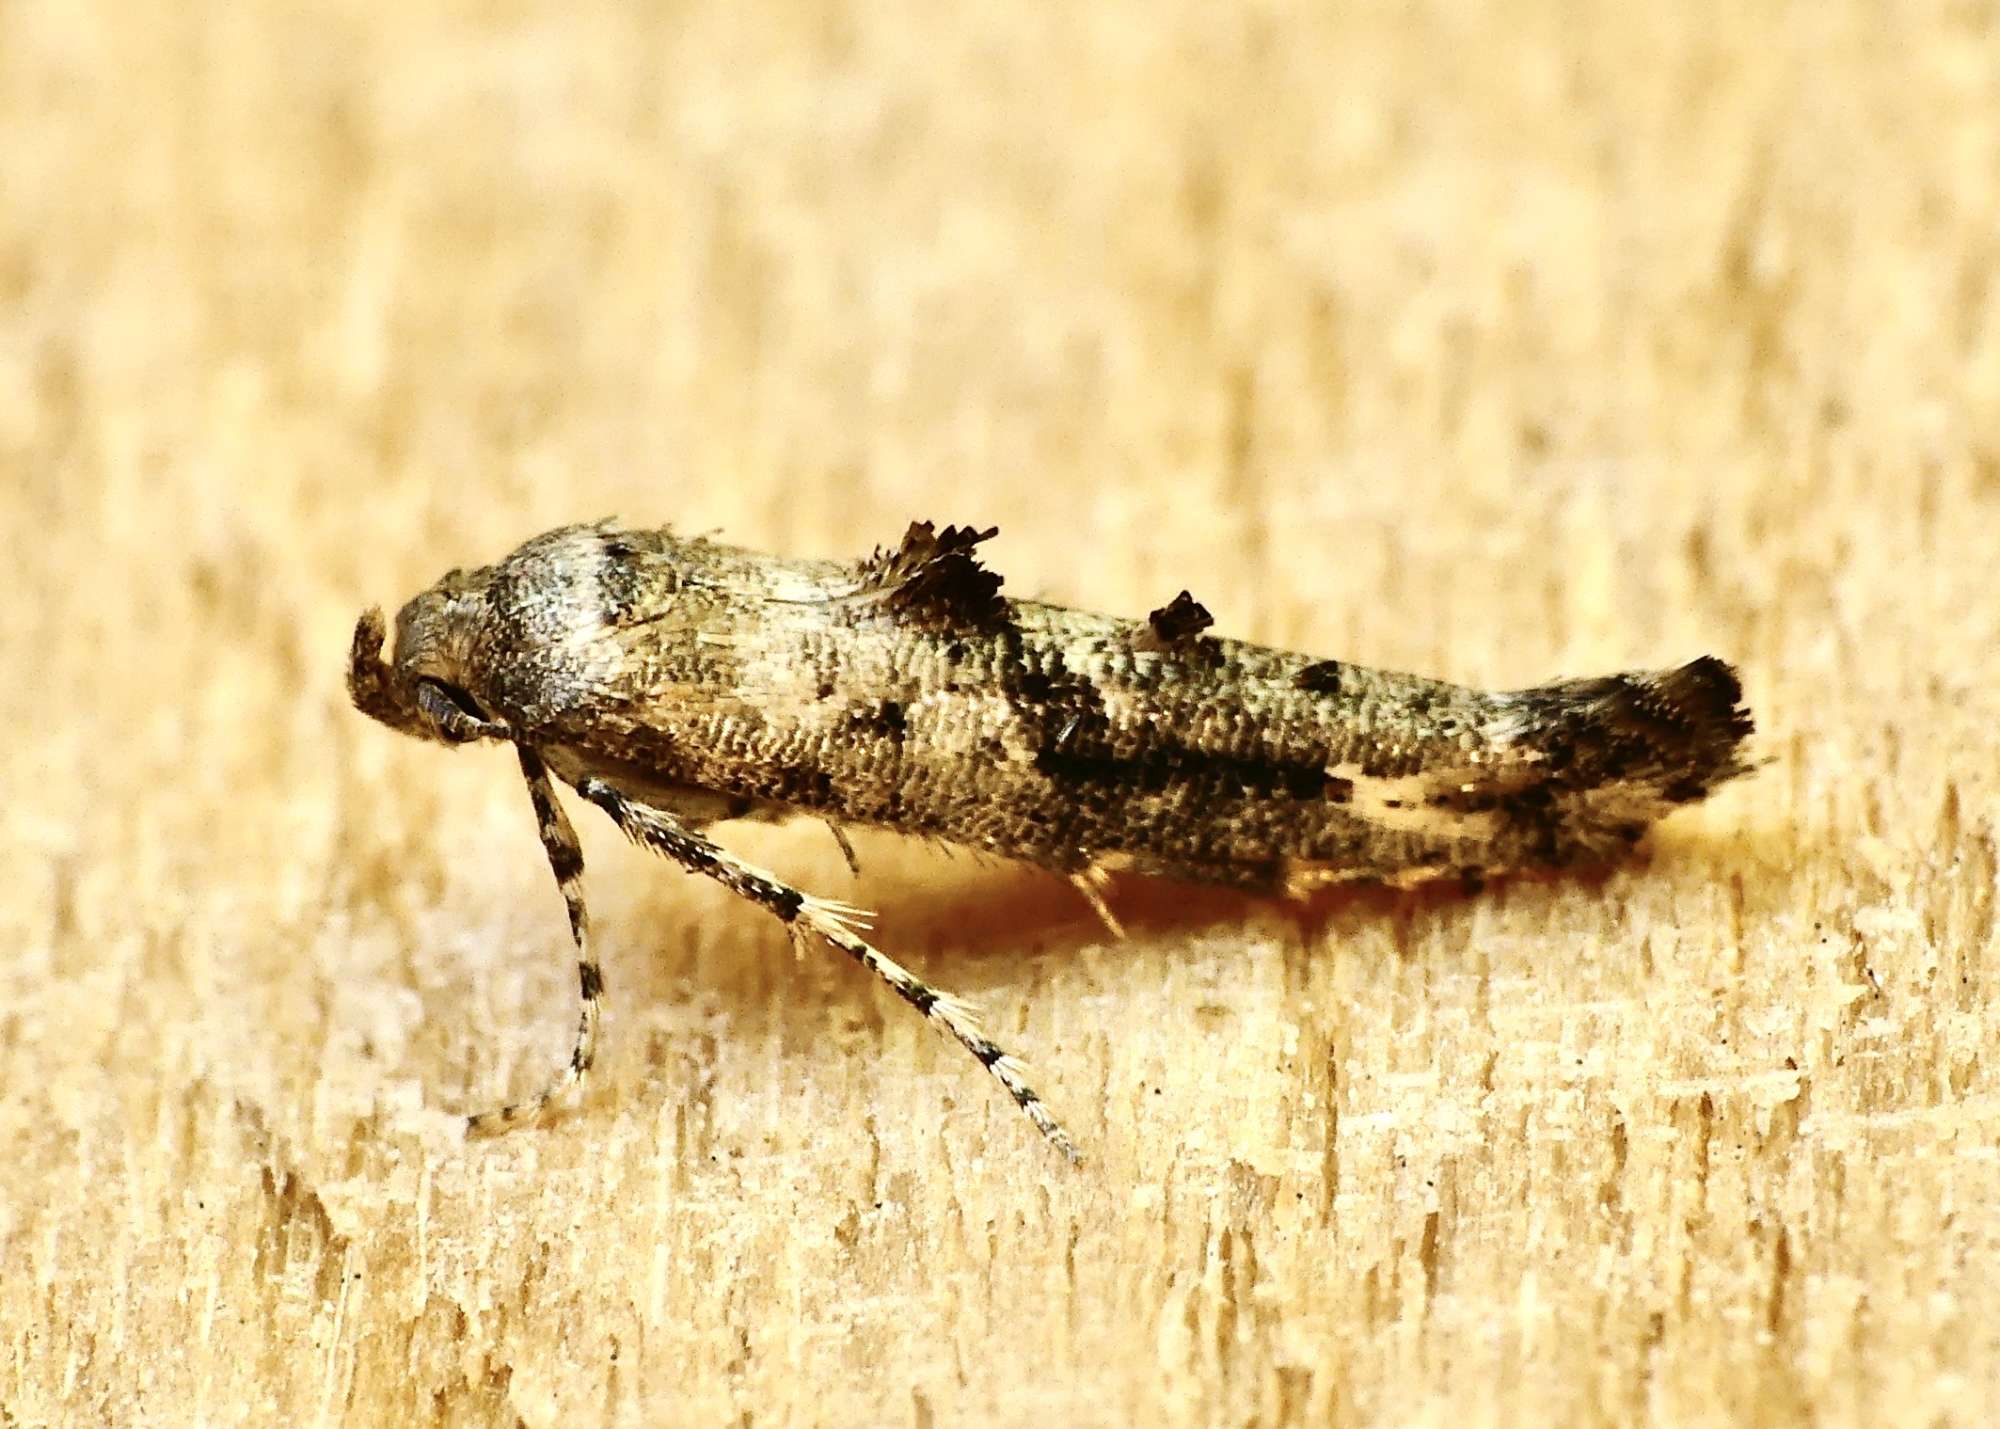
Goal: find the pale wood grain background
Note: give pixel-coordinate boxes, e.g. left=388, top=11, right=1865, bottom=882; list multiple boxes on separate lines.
left=4, top=2, right=1998, bottom=1424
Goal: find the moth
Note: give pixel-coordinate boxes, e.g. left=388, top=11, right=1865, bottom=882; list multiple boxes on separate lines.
left=349, top=520, right=1754, bottom=1160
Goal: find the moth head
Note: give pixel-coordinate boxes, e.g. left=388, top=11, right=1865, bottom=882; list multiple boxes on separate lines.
left=348, top=574, right=505, bottom=745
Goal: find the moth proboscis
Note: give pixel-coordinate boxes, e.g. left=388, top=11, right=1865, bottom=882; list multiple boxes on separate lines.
left=348, top=519, right=1755, bottom=1161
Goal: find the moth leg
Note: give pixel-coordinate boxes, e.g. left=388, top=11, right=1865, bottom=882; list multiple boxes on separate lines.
left=824, top=821, right=862, bottom=877
left=465, top=745, right=603, bottom=1134
left=1070, top=864, right=1126, bottom=940
left=573, top=776, right=1079, bottom=1163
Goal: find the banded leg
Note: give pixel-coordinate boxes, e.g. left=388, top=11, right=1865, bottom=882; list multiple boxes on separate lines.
left=573, top=775, right=1079, bottom=1162
left=466, top=745, right=603, bottom=1133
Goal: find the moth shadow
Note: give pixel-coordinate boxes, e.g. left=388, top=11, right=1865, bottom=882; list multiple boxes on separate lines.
left=844, top=849, right=1515, bottom=967
left=873, top=862, right=1255, bottom=959
left=849, top=817, right=1812, bottom=1009
left=615, top=819, right=1782, bottom=1009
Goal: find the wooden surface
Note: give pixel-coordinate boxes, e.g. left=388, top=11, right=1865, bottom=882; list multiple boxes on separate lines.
left=4, top=2, right=1997, bottom=1424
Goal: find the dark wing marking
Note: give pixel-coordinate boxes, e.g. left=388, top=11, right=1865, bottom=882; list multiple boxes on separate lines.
left=1294, top=660, right=1344, bottom=694
left=855, top=521, right=1007, bottom=628
left=1509, top=657, right=1755, bottom=797
left=1138, top=590, right=1215, bottom=649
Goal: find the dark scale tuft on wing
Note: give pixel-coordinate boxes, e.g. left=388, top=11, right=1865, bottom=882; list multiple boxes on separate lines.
left=1142, top=590, right=1215, bottom=648
left=856, top=521, right=1007, bottom=628
left=1517, top=656, right=1756, bottom=803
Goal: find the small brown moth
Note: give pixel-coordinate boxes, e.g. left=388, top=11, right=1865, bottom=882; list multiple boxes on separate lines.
left=349, top=520, right=1754, bottom=1160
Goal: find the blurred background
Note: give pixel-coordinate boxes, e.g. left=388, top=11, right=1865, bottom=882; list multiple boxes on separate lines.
left=18, top=1, right=1993, bottom=682
left=3, top=2, right=1997, bottom=1423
